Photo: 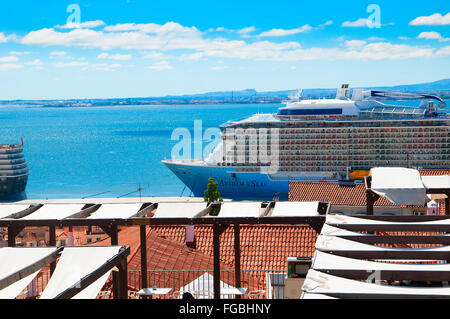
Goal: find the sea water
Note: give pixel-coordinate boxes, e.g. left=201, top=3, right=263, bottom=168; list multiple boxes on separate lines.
left=0, top=103, right=280, bottom=199
left=0, top=100, right=448, bottom=200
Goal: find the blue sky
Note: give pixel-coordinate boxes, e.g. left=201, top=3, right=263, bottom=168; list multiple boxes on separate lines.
left=0, top=0, right=449, bottom=99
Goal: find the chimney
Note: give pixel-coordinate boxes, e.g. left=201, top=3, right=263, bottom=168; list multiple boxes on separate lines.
left=185, top=225, right=196, bottom=249
left=68, top=226, right=74, bottom=246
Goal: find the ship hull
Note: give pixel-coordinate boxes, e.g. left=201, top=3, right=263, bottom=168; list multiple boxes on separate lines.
left=163, top=160, right=289, bottom=200
left=0, top=145, right=29, bottom=201
left=163, top=160, right=333, bottom=200
left=0, top=174, right=28, bottom=200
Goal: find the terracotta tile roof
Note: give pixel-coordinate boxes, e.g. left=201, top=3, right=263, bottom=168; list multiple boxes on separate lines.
left=419, top=169, right=450, bottom=176
left=289, top=182, right=393, bottom=206
left=91, top=223, right=318, bottom=293
left=94, top=226, right=263, bottom=292
left=151, top=225, right=318, bottom=271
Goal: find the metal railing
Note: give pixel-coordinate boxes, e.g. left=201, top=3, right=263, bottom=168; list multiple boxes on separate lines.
left=25, top=269, right=287, bottom=299
left=127, top=269, right=286, bottom=299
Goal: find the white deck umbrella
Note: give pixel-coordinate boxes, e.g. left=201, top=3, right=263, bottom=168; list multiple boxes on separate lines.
left=316, top=235, right=386, bottom=251
left=0, top=205, right=30, bottom=219
left=0, top=247, right=58, bottom=299
left=303, top=269, right=450, bottom=298
left=152, top=202, right=207, bottom=218
left=217, top=202, right=262, bottom=217
left=180, top=272, right=234, bottom=299
left=301, top=292, right=337, bottom=299
left=271, top=201, right=320, bottom=217
left=21, top=204, right=85, bottom=220
left=316, top=234, right=450, bottom=255
left=87, top=203, right=144, bottom=219
left=370, top=167, right=429, bottom=206
left=40, top=246, right=122, bottom=299
left=327, top=213, right=450, bottom=227
left=320, top=223, right=374, bottom=237
left=312, top=250, right=450, bottom=273
left=421, top=175, right=450, bottom=189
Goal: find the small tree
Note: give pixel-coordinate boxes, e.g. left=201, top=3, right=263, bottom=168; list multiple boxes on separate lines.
left=204, top=177, right=223, bottom=216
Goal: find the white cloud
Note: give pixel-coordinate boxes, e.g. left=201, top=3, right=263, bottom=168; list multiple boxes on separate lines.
left=319, top=21, right=333, bottom=27
left=207, top=27, right=233, bottom=33
left=56, top=20, right=106, bottom=29
left=237, top=26, right=256, bottom=38
left=142, top=52, right=172, bottom=60
left=23, top=59, right=44, bottom=69
left=103, top=21, right=200, bottom=36
left=259, top=25, right=312, bottom=37
left=0, top=56, right=19, bottom=63
left=417, top=31, right=450, bottom=42
left=21, top=26, right=205, bottom=51
left=341, top=19, right=394, bottom=28
left=344, top=40, right=367, bottom=48
left=54, top=61, right=88, bottom=68
left=18, top=21, right=449, bottom=63
left=436, top=46, right=450, bottom=56
left=97, top=52, right=132, bottom=60
left=9, top=51, right=32, bottom=56
left=368, top=37, right=384, bottom=41
left=342, top=18, right=369, bottom=27
left=410, top=13, right=450, bottom=26
left=0, top=32, right=15, bottom=43
left=148, top=60, right=172, bottom=70
left=92, top=63, right=121, bottom=71
left=211, top=65, right=230, bottom=70
left=50, top=51, right=67, bottom=56
left=0, top=63, right=22, bottom=71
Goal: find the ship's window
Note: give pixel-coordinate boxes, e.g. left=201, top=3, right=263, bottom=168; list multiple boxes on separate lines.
left=278, top=108, right=343, bottom=116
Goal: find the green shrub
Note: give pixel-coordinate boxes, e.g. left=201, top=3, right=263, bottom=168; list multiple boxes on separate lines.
left=204, top=177, right=223, bottom=216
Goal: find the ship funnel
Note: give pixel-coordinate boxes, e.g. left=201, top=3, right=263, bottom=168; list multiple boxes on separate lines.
left=351, top=89, right=364, bottom=101
left=288, top=89, right=302, bottom=101
left=336, top=84, right=350, bottom=100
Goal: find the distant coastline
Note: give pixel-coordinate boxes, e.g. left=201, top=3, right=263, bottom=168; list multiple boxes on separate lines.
left=1, top=78, right=449, bottom=107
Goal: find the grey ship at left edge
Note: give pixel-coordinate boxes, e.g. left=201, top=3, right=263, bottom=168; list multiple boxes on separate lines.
left=0, top=143, right=28, bottom=200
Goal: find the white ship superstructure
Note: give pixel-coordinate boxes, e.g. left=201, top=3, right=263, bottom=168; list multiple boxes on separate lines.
left=163, top=85, right=449, bottom=200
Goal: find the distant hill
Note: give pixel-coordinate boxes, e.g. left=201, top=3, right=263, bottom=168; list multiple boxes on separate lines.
left=1, top=78, right=449, bottom=106
left=149, top=78, right=450, bottom=100
left=370, top=79, right=450, bottom=92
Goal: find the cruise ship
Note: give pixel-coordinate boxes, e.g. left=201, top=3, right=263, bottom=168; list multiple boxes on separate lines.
left=0, top=143, right=29, bottom=200
left=163, top=85, right=449, bottom=200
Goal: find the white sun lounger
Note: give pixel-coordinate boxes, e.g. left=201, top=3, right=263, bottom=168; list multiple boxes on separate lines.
left=0, top=247, right=60, bottom=299
left=303, top=269, right=450, bottom=299
left=40, top=246, right=123, bottom=299
left=87, top=203, right=144, bottom=219
left=152, top=202, right=207, bottom=218
left=21, top=204, right=85, bottom=220
left=217, top=202, right=262, bottom=217
left=271, top=201, right=320, bottom=217
left=0, top=205, right=30, bottom=219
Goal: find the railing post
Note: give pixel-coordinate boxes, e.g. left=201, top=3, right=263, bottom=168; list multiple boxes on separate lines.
left=234, top=224, right=241, bottom=299
left=49, top=226, right=56, bottom=275
left=213, top=224, right=227, bottom=299
left=140, top=225, right=148, bottom=290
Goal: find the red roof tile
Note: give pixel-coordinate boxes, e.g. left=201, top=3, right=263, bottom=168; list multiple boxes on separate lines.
left=419, top=169, right=450, bottom=176
left=289, top=182, right=393, bottom=206
left=93, top=226, right=264, bottom=292
left=150, top=225, right=318, bottom=272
